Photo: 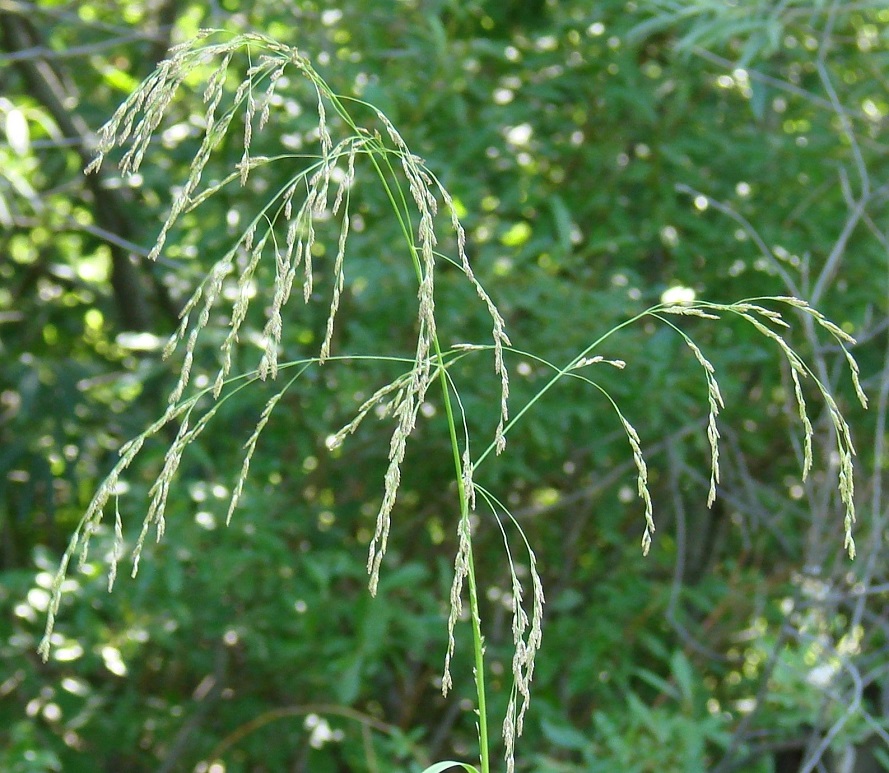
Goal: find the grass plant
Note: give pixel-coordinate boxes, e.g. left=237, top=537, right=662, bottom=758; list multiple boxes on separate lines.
left=37, top=31, right=865, bottom=772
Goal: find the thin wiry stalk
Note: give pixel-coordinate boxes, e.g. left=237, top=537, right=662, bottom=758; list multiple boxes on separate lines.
left=415, top=349, right=490, bottom=773
left=352, top=123, right=467, bottom=598
left=352, top=123, right=495, bottom=769
left=560, top=361, right=657, bottom=553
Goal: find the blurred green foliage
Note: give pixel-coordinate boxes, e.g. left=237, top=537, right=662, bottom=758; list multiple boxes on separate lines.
left=1, top=1, right=887, bottom=771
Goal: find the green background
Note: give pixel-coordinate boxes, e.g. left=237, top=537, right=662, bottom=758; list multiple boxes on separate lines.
left=1, top=1, right=887, bottom=771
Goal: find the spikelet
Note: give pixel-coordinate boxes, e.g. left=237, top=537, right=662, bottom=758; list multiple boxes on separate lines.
left=678, top=335, right=724, bottom=506
left=621, top=415, right=655, bottom=554
left=443, top=513, right=472, bottom=696
left=326, top=377, right=410, bottom=451
left=320, top=141, right=360, bottom=363
left=227, top=385, right=289, bottom=525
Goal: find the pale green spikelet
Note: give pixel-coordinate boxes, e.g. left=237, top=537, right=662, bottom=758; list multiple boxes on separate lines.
left=621, top=415, right=654, bottom=554
left=443, top=513, right=472, bottom=696
left=326, top=376, right=410, bottom=451
left=790, top=367, right=815, bottom=479
left=227, top=387, right=288, bottom=525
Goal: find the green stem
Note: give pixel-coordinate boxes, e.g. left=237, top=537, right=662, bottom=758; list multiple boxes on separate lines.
left=351, top=120, right=490, bottom=771
left=463, top=519, right=489, bottom=773
left=475, top=308, right=656, bottom=469
left=432, top=332, right=489, bottom=773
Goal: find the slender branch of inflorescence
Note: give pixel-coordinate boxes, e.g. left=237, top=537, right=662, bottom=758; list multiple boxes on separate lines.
left=659, top=297, right=864, bottom=556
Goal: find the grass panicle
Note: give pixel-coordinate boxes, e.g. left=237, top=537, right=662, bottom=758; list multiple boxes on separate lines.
left=42, top=31, right=867, bottom=773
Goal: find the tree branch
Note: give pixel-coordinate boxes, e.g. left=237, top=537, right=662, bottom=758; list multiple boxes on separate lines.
left=0, top=9, right=179, bottom=330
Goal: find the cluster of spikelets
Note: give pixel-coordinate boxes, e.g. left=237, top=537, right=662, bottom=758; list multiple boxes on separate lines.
left=37, top=30, right=867, bottom=773
left=654, top=300, right=865, bottom=556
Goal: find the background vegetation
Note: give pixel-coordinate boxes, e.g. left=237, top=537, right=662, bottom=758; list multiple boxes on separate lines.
left=1, top=1, right=887, bottom=771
